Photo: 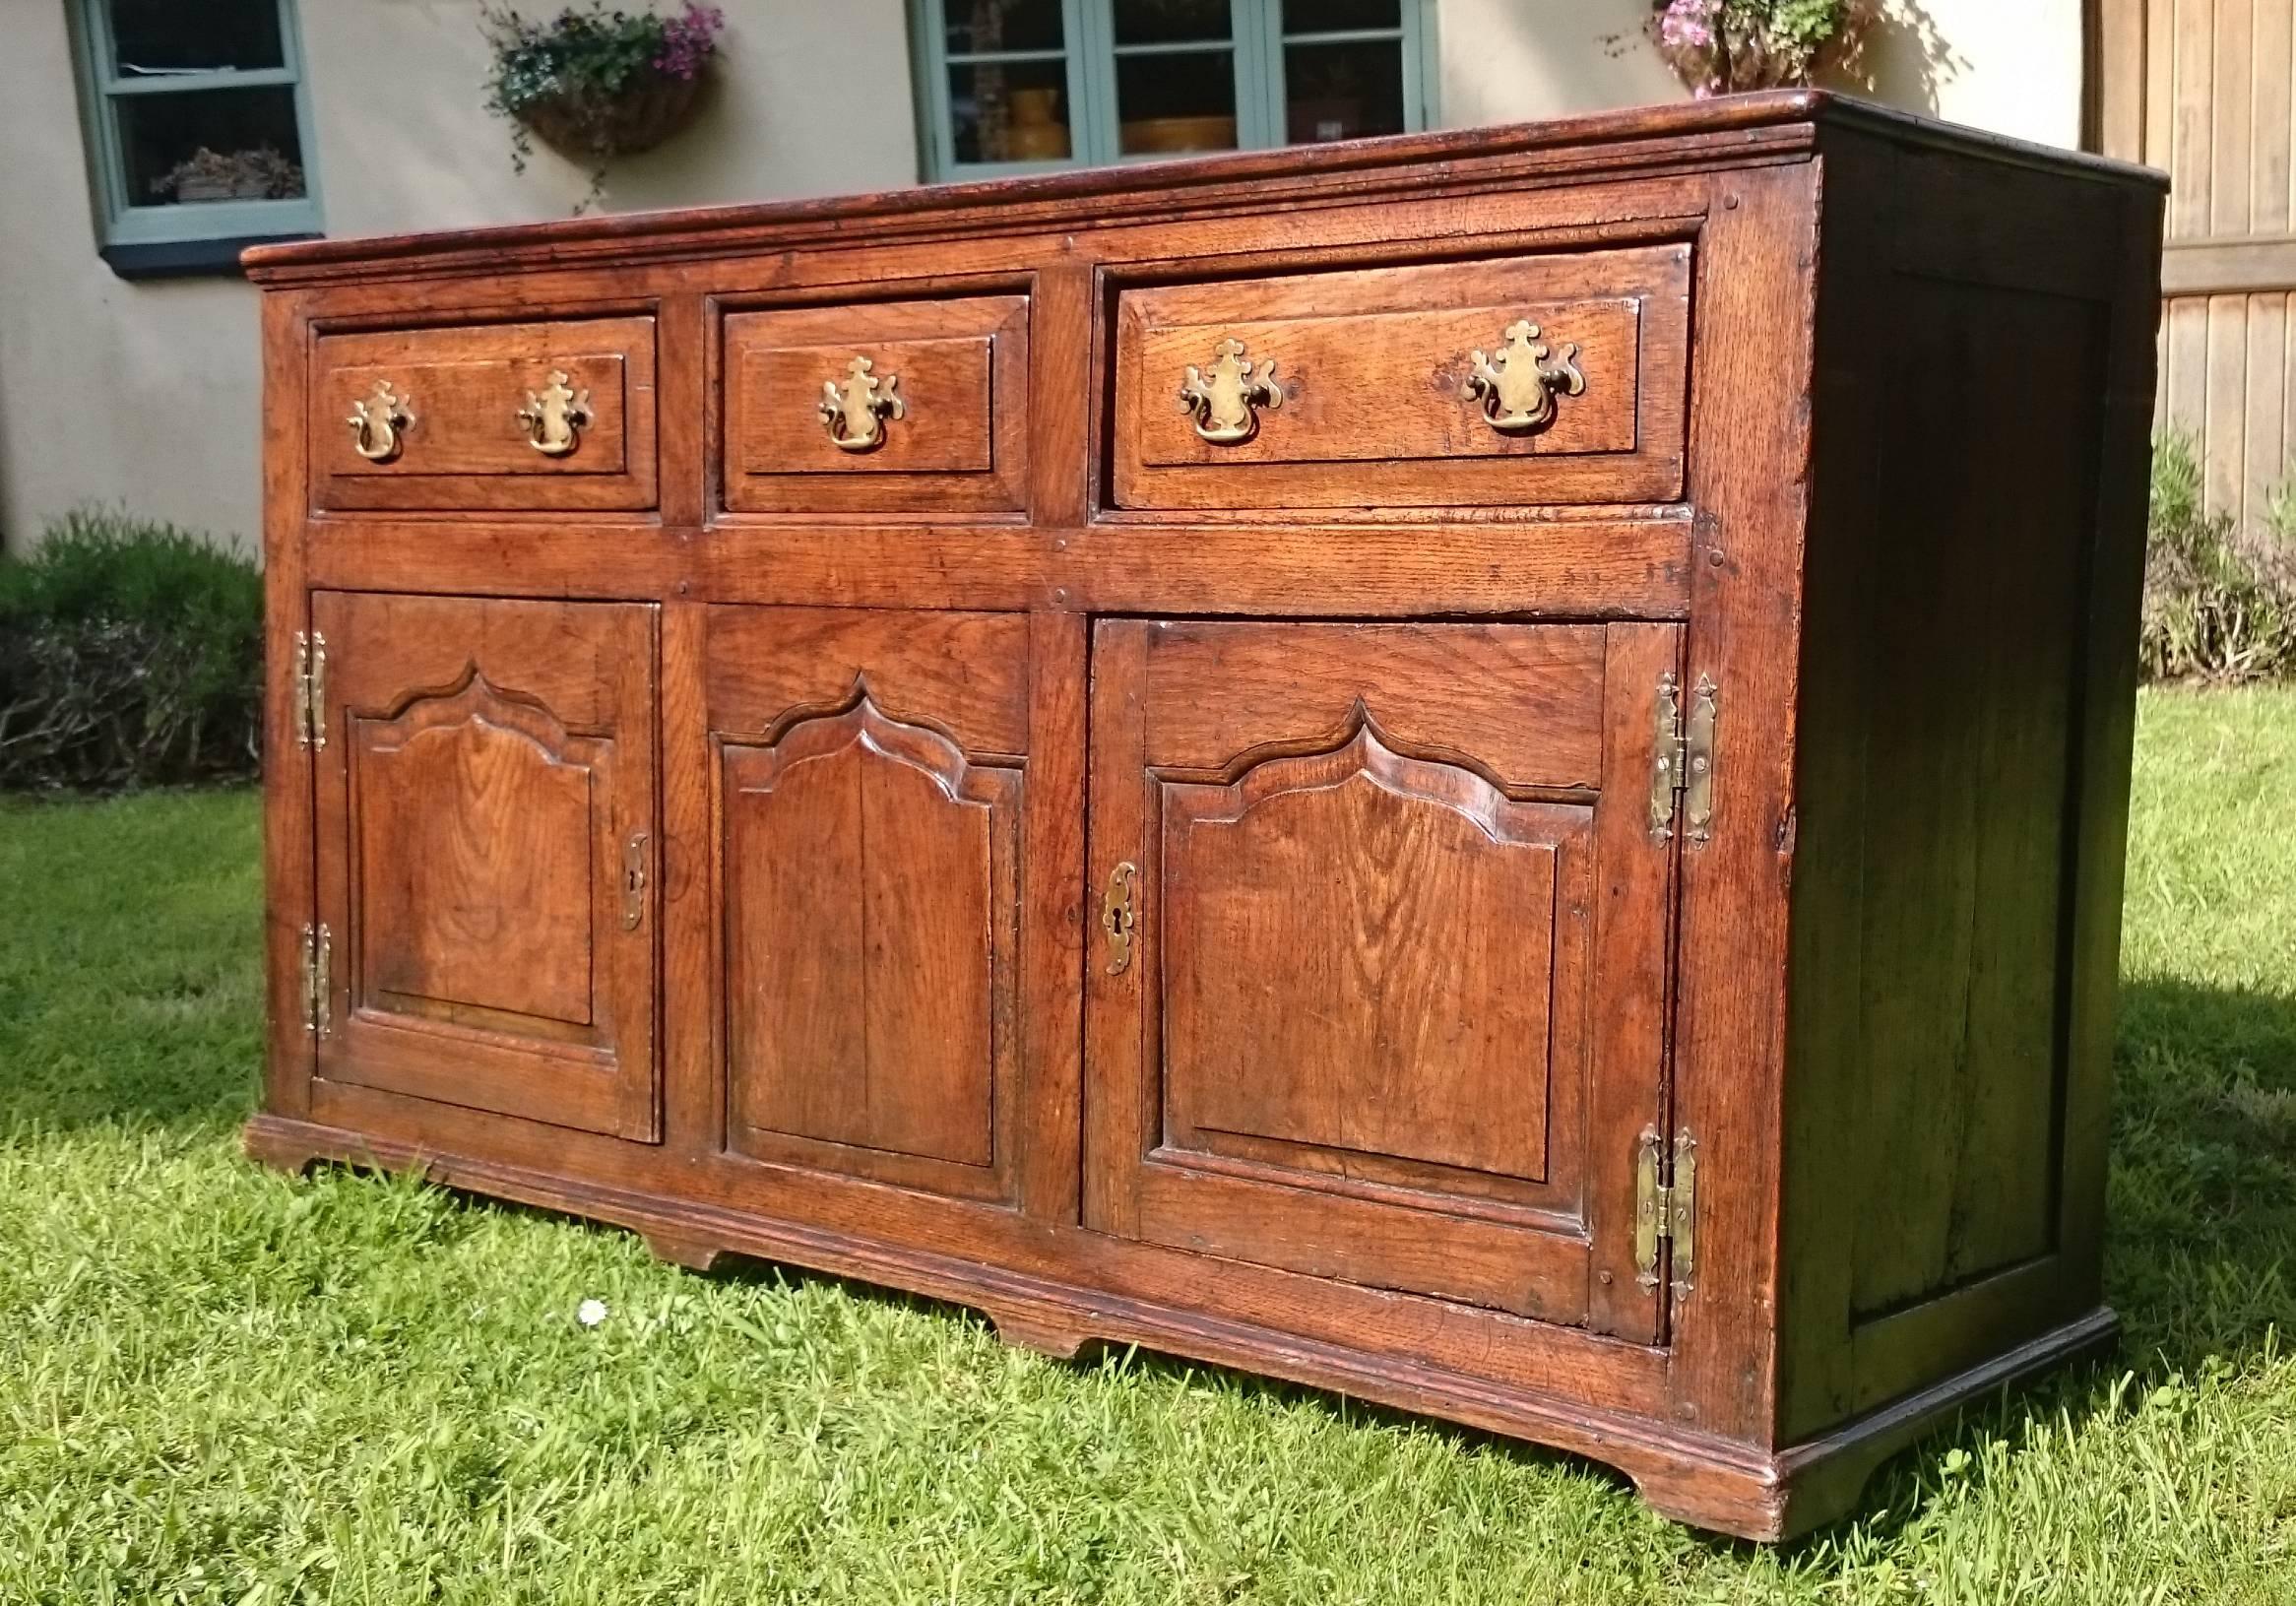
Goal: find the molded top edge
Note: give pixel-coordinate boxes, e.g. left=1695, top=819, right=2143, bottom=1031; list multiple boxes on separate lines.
left=242, top=91, right=2163, bottom=285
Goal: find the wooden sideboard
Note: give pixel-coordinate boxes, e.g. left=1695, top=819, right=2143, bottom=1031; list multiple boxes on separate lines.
left=241, top=92, right=2166, bottom=1541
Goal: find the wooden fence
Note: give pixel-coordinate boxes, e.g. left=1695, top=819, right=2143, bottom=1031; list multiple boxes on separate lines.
left=2099, top=0, right=2296, bottom=528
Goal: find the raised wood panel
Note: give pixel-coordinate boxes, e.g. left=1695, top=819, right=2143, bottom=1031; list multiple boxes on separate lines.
left=1843, top=277, right=2104, bottom=1323
left=311, top=316, right=658, bottom=513
left=358, top=685, right=602, bottom=1033
left=1161, top=728, right=1578, bottom=1200
left=1111, top=246, right=1690, bottom=509
left=724, top=700, right=1018, bottom=1181
left=1131, top=301, right=1645, bottom=465
left=309, top=593, right=660, bottom=1140
left=720, top=295, right=1029, bottom=515
left=1086, top=618, right=1677, bottom=1334
left=705, top=608, right=1033, bottom=1206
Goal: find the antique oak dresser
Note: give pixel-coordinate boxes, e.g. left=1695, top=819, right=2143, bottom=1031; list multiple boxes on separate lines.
left=242, top=92, right=2166, bottom=1539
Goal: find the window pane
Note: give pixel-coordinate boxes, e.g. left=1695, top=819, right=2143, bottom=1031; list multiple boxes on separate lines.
left=943, top=0, right=1065, bottom=55
left=1280, top=0, right=1400, bottom=34
left=949, top=60, right=1072, bottom=162
left=108, top=0, right=285, bottom=77
left=117, top=86, right=306, bottom=207
left=1116, top=48, right=1237, bottom=155
left=1285, top=38, right=1405, bottom=142
left=1113, top=0, right=1233, bottom=46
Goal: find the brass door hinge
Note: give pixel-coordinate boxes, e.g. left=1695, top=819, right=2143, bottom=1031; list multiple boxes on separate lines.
left=292, top=630, right=328, bottom=752
left=1633, top=1125, right=1697, bottom=1296
left=1649, top=671, right=1716, bottom=846
left=299, top=922, right=333, bottom=1037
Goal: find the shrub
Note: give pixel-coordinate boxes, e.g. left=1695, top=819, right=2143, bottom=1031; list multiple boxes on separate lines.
left=2140, top=437, right=2296, bottom=684
left=0, top=508, right=263, bottom=792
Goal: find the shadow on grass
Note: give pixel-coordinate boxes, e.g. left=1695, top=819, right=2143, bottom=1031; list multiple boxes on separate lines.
left=743, top=972, right=2292, bottom=1551
left=528, top=972, right=2286, bottom=1552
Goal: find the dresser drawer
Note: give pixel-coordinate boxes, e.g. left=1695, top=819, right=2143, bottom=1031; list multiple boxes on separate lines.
left=1111, top=245, right=1689, bottom=511
left=722, top=295, right=1029, bottom=515
left=312, top=316, right=657, bottom=513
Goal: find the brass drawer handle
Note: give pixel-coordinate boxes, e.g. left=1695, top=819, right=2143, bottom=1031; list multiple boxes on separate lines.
left=1464, top=319, right=1584, bottom=434
left=519, top=370, right=595, bottom=457
left=1180, top=338, right=1282, bottom=445
left=1101, top=861, right=1138, bottom=976
left=820, top=354, right=904, bottom=452
left=347, top=379, right=414, bottom=462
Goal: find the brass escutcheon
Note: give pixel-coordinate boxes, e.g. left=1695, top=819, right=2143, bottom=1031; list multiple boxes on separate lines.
left=819, top=353, right=904, bottom=452
left=1463, top=318, right=1585, bottom=434
left=622, top=832, right=649, bottom=931
left=1179, top=337, right=1282, bottom=445
left=347, top=379, right=414, bottom=462
left=1101, top=861, right=1139, bottom=976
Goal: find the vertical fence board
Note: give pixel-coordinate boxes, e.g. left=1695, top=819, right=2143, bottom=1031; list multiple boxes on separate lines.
left=2245, top=292, right=2288, bottom=521
left=2254, top=0, right=2293, bottom=230
left=2170, top=0, right=2215, bottom=237
left=2205, top=294, right=2252, bottom=511
left=2212, top=0, right=2254, bottom=235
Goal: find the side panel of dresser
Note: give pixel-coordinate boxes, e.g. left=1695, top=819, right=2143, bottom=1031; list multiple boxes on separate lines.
left=1778, top=131, right=2165, bottom=1458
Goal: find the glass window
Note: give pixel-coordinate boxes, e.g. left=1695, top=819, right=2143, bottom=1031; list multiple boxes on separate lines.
left=1281, top=0, right=1409, bottom=144
left=943, top=0, right=1076, bottom=164
left=1112, top=0, right=1240, bottom=160
left=72, top=0, right=322, bottom=255
left=912, top=0, right=1435, bottom=179
left=1114, top=0, right=1233, bottom=46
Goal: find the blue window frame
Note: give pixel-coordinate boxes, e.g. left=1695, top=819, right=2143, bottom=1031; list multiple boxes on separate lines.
left=69, top=0, right=323, bottom=261
left=911, top=0, right=1437, bottom=182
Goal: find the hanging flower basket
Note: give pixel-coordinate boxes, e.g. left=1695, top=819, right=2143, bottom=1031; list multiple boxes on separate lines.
left=516, top=67, right=705, bottom=164
left=1645, top=0, right=1877, bottom=96
left=482, top=3, right=725, bottom=204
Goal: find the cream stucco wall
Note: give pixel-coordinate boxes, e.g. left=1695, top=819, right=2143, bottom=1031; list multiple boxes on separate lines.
left=1436, top=0, right=2087, bottom=149
left=0, top=2, right=265, bottom=555
left=302, top=0, right=918, bottom=237
left=0, top=0, right=2086, bottom=557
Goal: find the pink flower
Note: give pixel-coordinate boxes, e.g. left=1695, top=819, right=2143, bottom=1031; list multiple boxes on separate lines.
left=653, top=2, right=724, bottom=79
left=1660, top=0, right=1715, bottom=49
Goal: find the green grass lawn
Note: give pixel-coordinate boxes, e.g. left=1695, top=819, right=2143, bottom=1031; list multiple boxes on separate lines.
left=2, top=689, right=2292, bottom=1604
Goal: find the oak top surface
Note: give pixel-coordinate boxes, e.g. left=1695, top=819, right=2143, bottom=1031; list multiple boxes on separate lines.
left=243, top=91, right=2162, bottom=287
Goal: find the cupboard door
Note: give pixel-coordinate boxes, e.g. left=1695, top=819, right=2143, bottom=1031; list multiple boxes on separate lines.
left=310, top=593, right=660, bottom=1139
left=704, top=608, right=1043, bottom=1206
left=1085, top=620, right=1678, bottom=1336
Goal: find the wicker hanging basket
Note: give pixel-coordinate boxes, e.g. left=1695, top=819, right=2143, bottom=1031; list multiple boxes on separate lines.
left=516, top=69, right=705, bottom=163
